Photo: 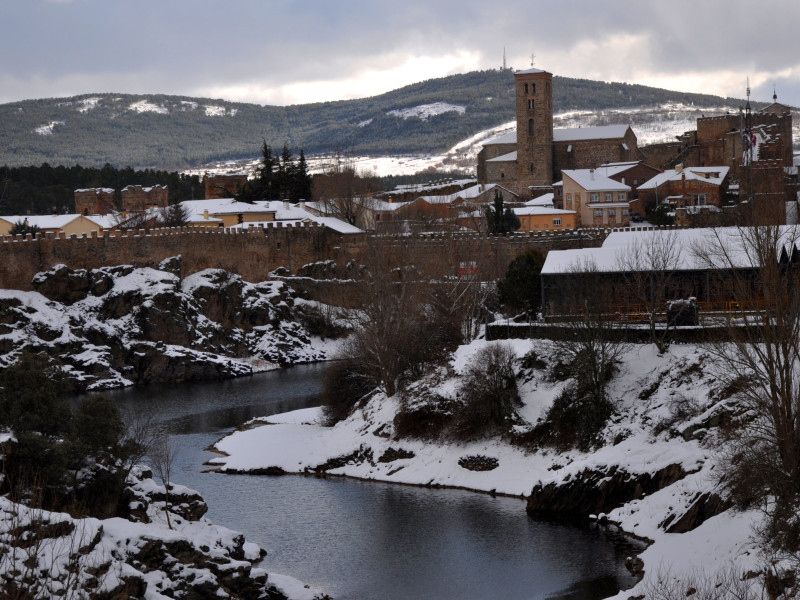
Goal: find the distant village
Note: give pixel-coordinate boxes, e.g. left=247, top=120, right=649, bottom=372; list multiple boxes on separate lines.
left=1, top=66, right=795, bottom=243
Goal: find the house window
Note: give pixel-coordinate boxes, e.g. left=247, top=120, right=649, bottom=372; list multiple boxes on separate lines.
left=619, top=192, right=626, bottom=201
left=528, top=119, right=534, bottom=136
left=608, top=209, right=616, bottom=216
left=605, top=192, right=612, bottom=202
left=566, top=193, right=572, bottom=201
left=590, top=193, right=599, bottom=202
left=695, top=194, right=707, bottom=206
left=593, top=209, right=603, bottom=217
left=376, top=214, right=381, bottom=221
left=553, top=217, right=561, bottom=226
left=622, top=209, right=629, bottom=216
left=500, top=172, right=505, bottom=179
left=528, top=99, right=535, bottom=110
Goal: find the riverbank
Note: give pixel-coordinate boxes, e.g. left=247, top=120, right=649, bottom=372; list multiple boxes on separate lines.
left=0, top=466, right=326, bottom=600
left=209, top=338, right=765, bottom=599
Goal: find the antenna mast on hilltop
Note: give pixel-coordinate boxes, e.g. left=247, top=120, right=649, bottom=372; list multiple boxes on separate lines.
left=740, top=77, right=754, bottom=202
left=503, top=47, right=507, bottom=70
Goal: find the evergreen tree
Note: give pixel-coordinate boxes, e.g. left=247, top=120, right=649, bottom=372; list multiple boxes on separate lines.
left=485, top=189, right=520, bottom=234
left=295, top=149, right=312, bottom=201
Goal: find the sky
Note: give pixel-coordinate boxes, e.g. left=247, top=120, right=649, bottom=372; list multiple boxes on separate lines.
left=3, top=0, right=800, bottom=108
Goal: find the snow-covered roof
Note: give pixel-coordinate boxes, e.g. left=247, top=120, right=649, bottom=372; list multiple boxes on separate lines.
left=562, top=169, right=631, bottom=192
left=516, top=67, right=546, bottom=75
left=84, top=214, right=125, bottom=228
left=554, top=125, right=631, bottom=142
left=0, top=214, right=89, bottom=229
left=594, top=161, right=642, bottom=177
left=371, top=199, right=411, bottom=211
left=541, top=226, right=800, bottom=275
left=74, top=187, right=115, bottom=194
left=486, top=151, right=517, bottom=163
left=513, top=206, right=574, bottom=216
left=638, top=166, right=729, bottom=190
left=525, top=193, right=555, bottom=207
left=180, top=198, right=277, bottom=218
left=482, top=131, right=517, bottom=146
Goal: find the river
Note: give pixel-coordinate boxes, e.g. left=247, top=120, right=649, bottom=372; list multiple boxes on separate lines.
left=103, top=364, right=642, bottom=600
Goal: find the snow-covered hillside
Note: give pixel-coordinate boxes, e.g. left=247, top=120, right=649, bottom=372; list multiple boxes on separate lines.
left=210, top=337, right=769, bottom=599
left=190, top=101, right=799, bottom=179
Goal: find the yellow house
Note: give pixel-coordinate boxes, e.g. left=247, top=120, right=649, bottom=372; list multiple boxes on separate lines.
left=0, top=214, right=104, bottom=237
left=512, top=206, right=576, bottom=231
left=180, top=199, right=276, bottom=228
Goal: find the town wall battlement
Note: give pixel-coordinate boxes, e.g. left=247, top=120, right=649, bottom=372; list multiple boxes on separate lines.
left=0, top=224, right=680, bottom=291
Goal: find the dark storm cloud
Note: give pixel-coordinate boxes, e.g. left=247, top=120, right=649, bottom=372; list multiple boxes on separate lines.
left=2, top=0, right=800, bottom=105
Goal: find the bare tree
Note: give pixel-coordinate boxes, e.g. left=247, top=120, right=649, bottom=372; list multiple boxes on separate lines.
left=147, top=430, right=178, bottom=530
left=616, top=229, right=684, bottom=353
left=693, top=224, right=800, bottom=556
left=551, top=259, right=629, bottom=407
left=311, top=149, right=378, bottom=228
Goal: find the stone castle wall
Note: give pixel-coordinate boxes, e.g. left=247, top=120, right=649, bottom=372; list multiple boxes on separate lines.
left=74, top=188, right=116, bottom=216
left=121, top=185, right=169, bottom=212
left=205, top=174, right=248, bottom=199
left=0, top=224, right=613, bottom=292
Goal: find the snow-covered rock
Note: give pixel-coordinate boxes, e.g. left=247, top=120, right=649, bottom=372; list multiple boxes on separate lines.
left=0, top=261, right=342, bottom=389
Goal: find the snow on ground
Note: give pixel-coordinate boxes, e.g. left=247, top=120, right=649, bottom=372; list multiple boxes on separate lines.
left=204, top=104, right=226, bottom=117
left=33, top=120, right=64, bottom=135
left=211, top=338, right=766, bottom=598
left=128, top=99, right=169, bottom=115
left=77, top=97, right=101, bottom=113
left=387, top=102, right=466, bottom=120
left=0, top=471, right=324, bottom=600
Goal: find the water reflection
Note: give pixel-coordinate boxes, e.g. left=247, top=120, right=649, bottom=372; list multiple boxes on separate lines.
left=100, top=365, right=641, bottom=600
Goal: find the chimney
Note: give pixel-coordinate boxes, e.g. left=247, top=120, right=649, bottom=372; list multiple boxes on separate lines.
left=590, top=169, right=595, bottom=180
left=203, top=209, right=209, bottom=220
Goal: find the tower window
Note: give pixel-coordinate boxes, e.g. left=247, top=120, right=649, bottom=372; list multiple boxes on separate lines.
left=532, top=83, right=536, bottom=94
left=528, top=99, right=534, bottom=110
left=530, top=163, right=534, bottom=173
left=528, top=119, right=534, bottom=136
left=524, top=83, right=528, bottom=94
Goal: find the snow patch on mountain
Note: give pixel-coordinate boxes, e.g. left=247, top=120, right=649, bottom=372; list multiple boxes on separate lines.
left=387, top=102, right=466, bottom=120
left=129, top=99, right=169, bottom=115
left=77, top=97, right=101, bottom=113
left=33, top=120, right=64, bottom=135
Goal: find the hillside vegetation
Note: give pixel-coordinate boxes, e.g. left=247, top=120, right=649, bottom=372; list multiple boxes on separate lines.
left=0, top=70, right=761, bottom=170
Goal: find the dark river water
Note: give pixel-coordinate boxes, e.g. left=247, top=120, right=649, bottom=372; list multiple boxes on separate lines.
left=101, top=364, right=642, bottom=600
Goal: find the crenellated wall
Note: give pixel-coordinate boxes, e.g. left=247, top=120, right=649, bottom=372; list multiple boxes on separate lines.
left=0, top=222, right=646, bottom=291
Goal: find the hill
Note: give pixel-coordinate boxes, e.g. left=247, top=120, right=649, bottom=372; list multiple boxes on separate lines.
left=0, top=70, right=764, bottom=170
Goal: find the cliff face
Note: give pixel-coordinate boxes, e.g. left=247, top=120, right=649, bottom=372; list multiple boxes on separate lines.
left=0, top=258, right=335, bottom=389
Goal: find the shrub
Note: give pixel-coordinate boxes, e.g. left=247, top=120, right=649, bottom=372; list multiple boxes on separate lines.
left=452, top=344, right=520, bottom=440
left=534, top=382, right=613, bottom=451
left=393, top=394, right=457, bottom=440
left=320, top=359, right=375, bottom=425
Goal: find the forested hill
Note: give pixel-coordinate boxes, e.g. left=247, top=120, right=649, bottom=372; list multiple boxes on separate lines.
left=0, top=69, right=759, bottom=170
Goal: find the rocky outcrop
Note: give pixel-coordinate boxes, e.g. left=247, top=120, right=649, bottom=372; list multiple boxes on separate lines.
left=0, top=470, right=290, bottom=600
left=526, top=463, right=690, bottom=517
left=0, top=261, right=338, bottom=389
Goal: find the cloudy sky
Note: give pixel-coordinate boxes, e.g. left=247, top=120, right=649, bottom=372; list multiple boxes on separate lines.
left=3, top=0, right=800, bottom=107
